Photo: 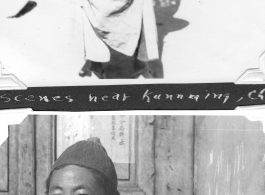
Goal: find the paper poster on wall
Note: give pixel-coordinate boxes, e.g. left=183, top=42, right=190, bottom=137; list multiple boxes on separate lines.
left=56, top=115, right=135, bottom=180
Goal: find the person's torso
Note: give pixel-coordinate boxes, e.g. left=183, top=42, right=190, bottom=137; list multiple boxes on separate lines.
left=82, top=0, right=144, bottom=56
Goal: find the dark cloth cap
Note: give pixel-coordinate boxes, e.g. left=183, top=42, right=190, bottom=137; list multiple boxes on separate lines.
left=51, top=137, right=119, bottom=195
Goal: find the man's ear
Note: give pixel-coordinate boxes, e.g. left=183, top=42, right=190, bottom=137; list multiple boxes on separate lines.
left=8, top=1, right=37, bottom=18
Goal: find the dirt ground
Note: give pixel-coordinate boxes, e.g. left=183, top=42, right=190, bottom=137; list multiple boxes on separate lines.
left=154, top=0, right=265, bottom=82
left=1, top=0, right=265, bottom=85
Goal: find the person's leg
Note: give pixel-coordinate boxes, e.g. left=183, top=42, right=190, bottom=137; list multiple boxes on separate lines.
left=79, top=50, right=157, bottom=79
left=79, top=60, right=92, bottom=77
left=147, top=59, right=164, bottom=78
left=135, top=22, right=163, bottom=78
left=79, top=60, right=105, bottom=79
left=133, top=59, right=153, bottom=78
left=101, top=47, right=136, bottom=79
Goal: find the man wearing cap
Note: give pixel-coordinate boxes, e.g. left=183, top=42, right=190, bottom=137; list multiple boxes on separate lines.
left=45, top=137, right=119, bottom=195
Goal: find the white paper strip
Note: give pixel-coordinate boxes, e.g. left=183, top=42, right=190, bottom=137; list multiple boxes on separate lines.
left=0, top=108, right=32, bottom=145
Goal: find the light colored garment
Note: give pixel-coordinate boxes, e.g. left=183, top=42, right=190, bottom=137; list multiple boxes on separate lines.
left=0, top=0, right=158, bottom=64
left=80, top=0, right=159, bottom=62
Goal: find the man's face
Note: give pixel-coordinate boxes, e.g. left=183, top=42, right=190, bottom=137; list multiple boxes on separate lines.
left=48, top=165, right=107, bottom=195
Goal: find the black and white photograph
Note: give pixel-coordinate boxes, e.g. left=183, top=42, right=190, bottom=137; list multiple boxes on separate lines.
left=1, top=0, right=265, bottom=193
left=0, top=114, right=265, bottom=195
left=1, top=0, right=265, bottom=85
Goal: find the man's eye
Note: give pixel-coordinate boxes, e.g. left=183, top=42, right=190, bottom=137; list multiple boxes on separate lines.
left=75, top=190, right=90, bottom=195
left=51, top=192, right=62, bottom=195
left=76, top=192, right=89, bottom=195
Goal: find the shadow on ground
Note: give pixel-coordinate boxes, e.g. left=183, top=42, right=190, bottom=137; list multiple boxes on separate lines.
left=151, top=0, right=189, bottom=77
left=79, top=0, right=189, bottom=79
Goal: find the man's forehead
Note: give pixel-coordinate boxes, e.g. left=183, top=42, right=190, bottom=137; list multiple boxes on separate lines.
left=50, top=165, right=98, bottom=188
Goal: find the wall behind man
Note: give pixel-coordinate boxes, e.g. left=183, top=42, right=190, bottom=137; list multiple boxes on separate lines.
left=0, top=115, right=265, bottom=195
